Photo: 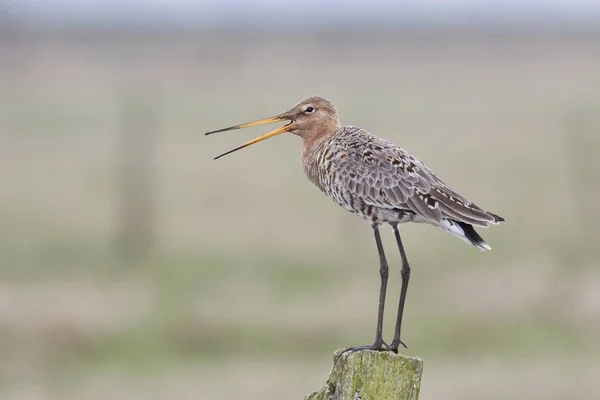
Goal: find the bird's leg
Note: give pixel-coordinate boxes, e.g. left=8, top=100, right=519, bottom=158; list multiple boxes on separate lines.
left=389, top=225, right=410, bottom=352
left=337, top=224, right=390, bottom=358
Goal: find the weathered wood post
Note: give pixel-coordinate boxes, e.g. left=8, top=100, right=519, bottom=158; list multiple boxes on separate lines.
left=306, top=350, right=424, bottom=400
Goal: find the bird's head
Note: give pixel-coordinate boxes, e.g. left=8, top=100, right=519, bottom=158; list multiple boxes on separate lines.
left=206, top=96, right=340, bottom=160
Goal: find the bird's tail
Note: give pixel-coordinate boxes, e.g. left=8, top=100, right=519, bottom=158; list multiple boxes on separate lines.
left=441, top=219, right=492, bottom=251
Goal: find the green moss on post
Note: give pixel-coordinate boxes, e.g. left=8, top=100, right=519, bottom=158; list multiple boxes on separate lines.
left=305, top=350, right=423, bottom=400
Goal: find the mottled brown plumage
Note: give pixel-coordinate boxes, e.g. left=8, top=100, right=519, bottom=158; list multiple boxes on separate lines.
left=206, top=96, right=504, bottom=354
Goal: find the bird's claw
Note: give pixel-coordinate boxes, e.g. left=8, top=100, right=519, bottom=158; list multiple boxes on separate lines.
left=336, top=340, right=391, bottom=360
left=386, top=339, right=408, bottom=353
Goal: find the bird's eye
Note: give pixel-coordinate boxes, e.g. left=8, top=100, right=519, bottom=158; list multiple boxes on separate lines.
left=305, top=106, right=315, bottom=113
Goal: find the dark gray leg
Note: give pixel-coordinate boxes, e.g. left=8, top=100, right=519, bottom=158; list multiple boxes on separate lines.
left=389, top=224, right=410, bottom=352
left=337, top=224, right=390, bottom=357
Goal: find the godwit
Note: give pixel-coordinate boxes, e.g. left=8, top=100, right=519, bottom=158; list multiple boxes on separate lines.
left=206, top=96, right=504, bottom=354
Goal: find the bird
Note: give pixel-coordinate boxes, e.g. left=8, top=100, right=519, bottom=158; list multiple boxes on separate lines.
left=205, top=96, right=504, bottom=355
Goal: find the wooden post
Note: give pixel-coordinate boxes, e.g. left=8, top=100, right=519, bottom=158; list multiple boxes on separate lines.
left=306, top=350, right=424, bottom=400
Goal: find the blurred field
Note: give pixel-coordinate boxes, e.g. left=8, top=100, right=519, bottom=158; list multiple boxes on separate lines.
left=1, top=30, right=600, bottom=399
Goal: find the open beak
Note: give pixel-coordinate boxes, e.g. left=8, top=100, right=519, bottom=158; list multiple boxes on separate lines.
left=205, top=115, right=293, bottom=160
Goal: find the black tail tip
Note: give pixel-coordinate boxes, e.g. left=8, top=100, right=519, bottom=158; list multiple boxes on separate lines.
left=457, top=221, right=492, bottom=251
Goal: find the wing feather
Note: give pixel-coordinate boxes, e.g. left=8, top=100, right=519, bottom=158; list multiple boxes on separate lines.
left=331, top=126, right=502, bottom=226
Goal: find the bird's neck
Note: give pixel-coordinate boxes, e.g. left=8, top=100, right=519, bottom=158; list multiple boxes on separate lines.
left=300, top=127, right=341, bottom=194
left=302, top=129, right=333, bottom=159
left=301, top=121, right=340, bottom=152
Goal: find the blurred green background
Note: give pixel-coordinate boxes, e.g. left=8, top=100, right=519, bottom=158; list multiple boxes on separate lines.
left=1, top=2, right=600, bottom=399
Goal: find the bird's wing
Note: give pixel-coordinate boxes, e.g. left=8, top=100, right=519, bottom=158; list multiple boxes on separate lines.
left=334, top=127, right=503, bottom=227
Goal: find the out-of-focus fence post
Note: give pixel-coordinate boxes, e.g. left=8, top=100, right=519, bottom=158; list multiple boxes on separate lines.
left=116, top=88, right=158, bottom=261
left=565, top=107, right=600, bottom=262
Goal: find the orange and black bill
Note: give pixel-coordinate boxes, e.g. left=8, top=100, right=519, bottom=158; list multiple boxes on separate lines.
left=205, top=116, right=293, bottom=160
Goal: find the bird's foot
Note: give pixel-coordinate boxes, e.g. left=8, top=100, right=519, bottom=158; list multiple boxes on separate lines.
left=335, top=340, right=390, bottom=360
left=387, top=338, right=408, bottom=354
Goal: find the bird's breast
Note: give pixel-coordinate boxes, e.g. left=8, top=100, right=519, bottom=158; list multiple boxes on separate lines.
left=302, top=139, right=417, bottom=225
left=302, top=146, right=333, bottom=196
left=302, top=150, right=375, bottom=221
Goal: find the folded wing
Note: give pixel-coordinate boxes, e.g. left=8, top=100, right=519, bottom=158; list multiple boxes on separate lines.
left=333, top=127, right=504, bottom=227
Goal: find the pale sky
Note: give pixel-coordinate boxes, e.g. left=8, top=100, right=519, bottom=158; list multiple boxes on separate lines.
left=13, top=0, right=600, bottom=7
left=10, top=0, right=600, bottom=26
